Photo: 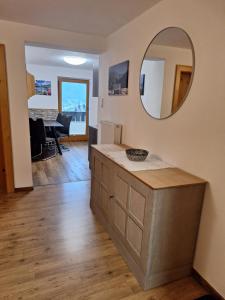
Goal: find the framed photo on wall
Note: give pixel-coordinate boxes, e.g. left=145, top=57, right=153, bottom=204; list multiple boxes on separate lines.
left=140, top=74, right=145, bottom=96
left=108, top=60, right=129, bottom=96
left=35, top=80, right=52, bottom=96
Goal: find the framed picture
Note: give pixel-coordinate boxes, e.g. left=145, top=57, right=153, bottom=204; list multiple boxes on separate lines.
left=108, top=60, right=129, bottom=96
left=140, top=74, right=145, bottom=96
left=35, top=80, right=52, bottom=96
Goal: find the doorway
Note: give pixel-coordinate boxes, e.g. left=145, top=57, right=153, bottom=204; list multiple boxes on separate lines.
left=25, top=45, right=99, bottom=187
left=172, top=65, right=192, bottom=113
left=58, top=77, right=89, bottom=142
left=0, top=44, right=14, bottom=193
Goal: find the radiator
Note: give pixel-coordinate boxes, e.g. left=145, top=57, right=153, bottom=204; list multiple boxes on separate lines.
left=100, top=121, right=122, bottom=144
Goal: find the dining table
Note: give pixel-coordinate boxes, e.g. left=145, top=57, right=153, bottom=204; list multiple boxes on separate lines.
left=44, top=120, right=64, bottom=155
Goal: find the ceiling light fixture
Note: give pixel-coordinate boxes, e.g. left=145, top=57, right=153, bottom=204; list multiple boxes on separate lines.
left=64, top=56, right=87, bottom=65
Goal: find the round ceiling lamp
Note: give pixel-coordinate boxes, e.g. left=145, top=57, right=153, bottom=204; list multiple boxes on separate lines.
left=64, top=56, right=87, bottom=65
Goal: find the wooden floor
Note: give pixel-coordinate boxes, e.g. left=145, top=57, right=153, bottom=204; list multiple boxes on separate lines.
left=0, top=181, right=207, bottom=299
left=32, top=142, right=91, bottom=186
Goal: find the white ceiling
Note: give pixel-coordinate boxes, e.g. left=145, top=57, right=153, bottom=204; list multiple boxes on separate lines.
left=153, top=27, right=192, bottom=49
left=0, top=0, right=162, bottom=37
left=25, top=45, right=99, bottom=70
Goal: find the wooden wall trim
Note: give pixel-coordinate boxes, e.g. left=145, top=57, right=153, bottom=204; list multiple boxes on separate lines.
left=26, top=71, right=35, bottom=99
left=15, top=186, right=34, bottom=192
left=0, top=44, right=14, bottom=193
left=192, top=269, right=225, bottom=300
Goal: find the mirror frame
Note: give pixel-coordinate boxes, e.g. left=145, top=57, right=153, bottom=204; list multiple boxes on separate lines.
left=139, top=26, right=195, bottom=120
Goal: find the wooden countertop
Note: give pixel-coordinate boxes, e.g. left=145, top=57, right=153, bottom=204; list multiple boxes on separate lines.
left=92, top=144, right=206, bottom=190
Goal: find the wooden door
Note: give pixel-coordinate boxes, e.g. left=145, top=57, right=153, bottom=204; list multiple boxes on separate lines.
left=172, top=65, right=192, bottom=113
left=0, top=44, right=14, bottom=193
left=0, top=112, right=5, bottom=192
left=58, top=77, right=89, bottom=142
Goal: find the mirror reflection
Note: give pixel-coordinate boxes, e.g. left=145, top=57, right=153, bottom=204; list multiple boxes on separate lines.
left=140, top=27, right=194, bottom=119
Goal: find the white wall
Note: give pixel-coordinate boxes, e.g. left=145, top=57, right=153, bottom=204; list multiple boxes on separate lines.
left=27, top=64, right=93, bottom=109
left=27, top=63, right=98, bottom=127
left=99, top=0, right=225, bottom=296
left=0, top=19, right=105, bottom=188
left=157, top=45, right=192, bottom=116
left=89, top=97, right=99, bottom=128
left=141, top=59, right=165, bottom=118
left=146, top=44, right=192, bottom=117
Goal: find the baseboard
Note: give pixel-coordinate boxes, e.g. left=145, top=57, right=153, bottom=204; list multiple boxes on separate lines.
left=192, top=269, right=224, bottom=300
left=15, top=186, right=34, bottom=192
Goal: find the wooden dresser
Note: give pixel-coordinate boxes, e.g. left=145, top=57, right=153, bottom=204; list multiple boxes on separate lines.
left=90, top=144, right=206, bottom=290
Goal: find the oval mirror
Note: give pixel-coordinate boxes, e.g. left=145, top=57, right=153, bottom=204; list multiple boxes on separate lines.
left=140, top=27, right=194, bottom=119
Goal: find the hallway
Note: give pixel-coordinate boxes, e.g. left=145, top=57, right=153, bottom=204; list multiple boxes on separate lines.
left=0, top=181, right=207, bottom=299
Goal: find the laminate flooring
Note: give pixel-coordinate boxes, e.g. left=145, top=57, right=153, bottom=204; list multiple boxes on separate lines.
left=0, top=181, right=207, bottom=299
left=32, top=142, right=90, bottom=186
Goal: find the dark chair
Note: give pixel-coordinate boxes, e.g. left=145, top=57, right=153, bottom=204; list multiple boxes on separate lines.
left=29, top=118, right=44, bottom=159
left=55, top=113, right=72, bottom=138
left=29, top=118, right=56, bottom=161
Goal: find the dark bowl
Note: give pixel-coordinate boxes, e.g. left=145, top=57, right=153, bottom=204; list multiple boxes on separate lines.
left=125, top=148, right=149, bottom=161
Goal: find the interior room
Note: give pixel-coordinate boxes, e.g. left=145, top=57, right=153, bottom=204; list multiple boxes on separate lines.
left=25, top=45, right=99, bottom=186
left=0, top=0, right=224, bottom=299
